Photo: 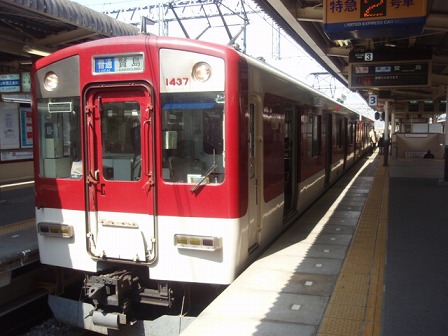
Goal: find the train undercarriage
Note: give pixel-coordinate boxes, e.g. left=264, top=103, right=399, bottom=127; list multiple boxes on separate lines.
left=49, top=266, right=223, bottom=334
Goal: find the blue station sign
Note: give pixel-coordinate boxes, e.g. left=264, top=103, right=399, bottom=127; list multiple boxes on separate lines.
left=0, top=74, right=20, bottom=93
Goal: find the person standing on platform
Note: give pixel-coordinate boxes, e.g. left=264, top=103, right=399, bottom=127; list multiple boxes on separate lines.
left=423, top=150, right=434, bottom=159
left=369, top=127, right=377, bottom=154
left=377, top=134, right=384, bottom=155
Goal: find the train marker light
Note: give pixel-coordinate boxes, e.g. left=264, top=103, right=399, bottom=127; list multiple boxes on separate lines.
left=38, top=222, right=74, bottom=238
left=44, top=72, right=58, bottom=91
left=192, top=62, right=212, bottom=82
left=174, top=234, right=222, bottom=251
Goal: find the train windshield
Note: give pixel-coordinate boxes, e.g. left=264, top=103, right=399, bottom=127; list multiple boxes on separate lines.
left=161, top=92, right=225, bottom=184
left=36, top=97, right=82, bottom=179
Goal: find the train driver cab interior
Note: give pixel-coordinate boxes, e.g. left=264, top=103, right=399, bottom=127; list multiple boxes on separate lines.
left=161, top=92, right=225, bottom=186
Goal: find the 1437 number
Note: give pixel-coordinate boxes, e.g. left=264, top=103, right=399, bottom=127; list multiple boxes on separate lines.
left=165, top=78, right=189, bottom=86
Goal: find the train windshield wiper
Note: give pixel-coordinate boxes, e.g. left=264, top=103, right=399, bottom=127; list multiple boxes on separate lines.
left=190, top=162, right=217, bottom=193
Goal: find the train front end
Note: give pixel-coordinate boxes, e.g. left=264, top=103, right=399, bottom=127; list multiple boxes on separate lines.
left=32, top=35, right=248, bottom=331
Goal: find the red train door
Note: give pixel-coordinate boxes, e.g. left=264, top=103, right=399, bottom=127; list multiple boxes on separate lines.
left=283, top=105, right=299, bottom=221
left=325, top=112, right=333, bottom=187
left=248, top=97, right=262, bottom=252
left=84, top=84, right=156, bottom=263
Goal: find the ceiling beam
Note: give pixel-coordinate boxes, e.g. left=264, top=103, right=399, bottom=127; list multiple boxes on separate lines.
left=0, top=39, right=31, bottom=58
left=37, top=29, right=99, bottom=46
left=325, top=47, right=350, bottom=58
left=426, top=14, right=448, bottom=31
left=296, top=7, right=323, bottom=22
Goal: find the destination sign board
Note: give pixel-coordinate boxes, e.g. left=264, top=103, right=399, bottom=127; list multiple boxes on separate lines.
left=349, top=61, right=431, bottom=89
left=93, top=53, right=144, bottom=74
left=324, top=0, right=427, bottom=40
left=348, top=49, right=432, bottom=88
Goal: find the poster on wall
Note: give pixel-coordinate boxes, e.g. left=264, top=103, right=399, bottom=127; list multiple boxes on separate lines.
left=20, top=107, right=33, bottom=148
left=1, top=151, right=33, bottom=161
left=0, top=102, right=20, bottom=149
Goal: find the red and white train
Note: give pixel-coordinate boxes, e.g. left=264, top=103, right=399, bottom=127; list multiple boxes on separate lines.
left=32, top=35, right=372, bottom=332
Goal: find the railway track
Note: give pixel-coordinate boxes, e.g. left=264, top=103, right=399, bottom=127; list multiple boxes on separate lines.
left=1, top=294, right=52, bottom=336
left=0, top=261, right=50, bottom=336
left=0, top=262, right=98, bottom=336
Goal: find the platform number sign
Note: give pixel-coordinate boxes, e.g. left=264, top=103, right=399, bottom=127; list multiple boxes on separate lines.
left=368, top=94, right=378, bottom=106
left=364, top=52, right=374, bottom=62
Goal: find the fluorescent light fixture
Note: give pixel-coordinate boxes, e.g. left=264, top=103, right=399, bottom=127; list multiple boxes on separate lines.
left=335, top=39, right=351, bottom=47
left=23, top=44, right=53, bottom=57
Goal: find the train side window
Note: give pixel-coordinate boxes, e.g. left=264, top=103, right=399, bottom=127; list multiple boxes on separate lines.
left=161, top=92, right=225, bottom=184
left=336, top=118, right=343, bottom=149
left=305, top=114, right=321, bottom=158
left=36, top=97, right=81, bottom=179
left=349, top=122, right=354, bottom=146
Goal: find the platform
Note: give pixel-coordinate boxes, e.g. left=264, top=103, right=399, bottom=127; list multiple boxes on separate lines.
left=383, top=157, right=448, bottom=335
left=0, top=181, right=37, bottom=288
left=181, top=153, right=380, bottom=336
left=0, top=181, right=35, bottom=227
left=2, top=157, right=448, bottom=335
left=0, top=223, right=38, bottom=287
left=181, top=154, right=448, bottom=336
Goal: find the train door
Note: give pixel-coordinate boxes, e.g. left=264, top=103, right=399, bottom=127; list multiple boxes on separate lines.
left=325, top=112, right=333, bottom=187
left=84, top=84, right=156, bottom=263
left=345, top=118, right=349, bottom=167
left=353, top=121, right=358, bottom=159
left=283, top=105, right=299, bottom=220
left=248, top=96, right=262, bottom=253
left=342, top=118, right=348, bottom=169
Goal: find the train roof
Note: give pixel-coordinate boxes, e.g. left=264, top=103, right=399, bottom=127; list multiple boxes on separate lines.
left=34, top=35, right=372, bottom=121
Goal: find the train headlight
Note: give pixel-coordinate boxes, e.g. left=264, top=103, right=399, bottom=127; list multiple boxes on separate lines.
left=192, top=62, right=212, bottom=82
left=44, top=71, right=58, bottom=91
left=38, top=222, right=74, bottom=238
left=174, top=234, right=222, bottom=251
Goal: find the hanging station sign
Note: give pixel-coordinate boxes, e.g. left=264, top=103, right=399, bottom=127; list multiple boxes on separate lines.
left=324, top=0, right=428, bottom=40
left=348, top=49, right=432, bottom=89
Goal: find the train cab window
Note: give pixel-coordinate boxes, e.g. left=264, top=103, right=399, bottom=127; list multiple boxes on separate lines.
left=36, top=97, right=81, bottom=179
left=161, top=92, right=225, bottom=184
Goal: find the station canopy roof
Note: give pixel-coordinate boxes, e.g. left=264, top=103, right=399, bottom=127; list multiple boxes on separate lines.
left=0, top=0, right=138, bottom=72
left=255, top=0, right=448, bottom=119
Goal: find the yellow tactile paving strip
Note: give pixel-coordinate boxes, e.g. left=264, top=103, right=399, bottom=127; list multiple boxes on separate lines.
left=318, top=165, right=389, bottom=336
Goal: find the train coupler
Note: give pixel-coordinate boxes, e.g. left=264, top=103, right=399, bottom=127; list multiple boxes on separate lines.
left=138, top=282, right=173, bottom=307
left=83, top=270, right=134, bottom=311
